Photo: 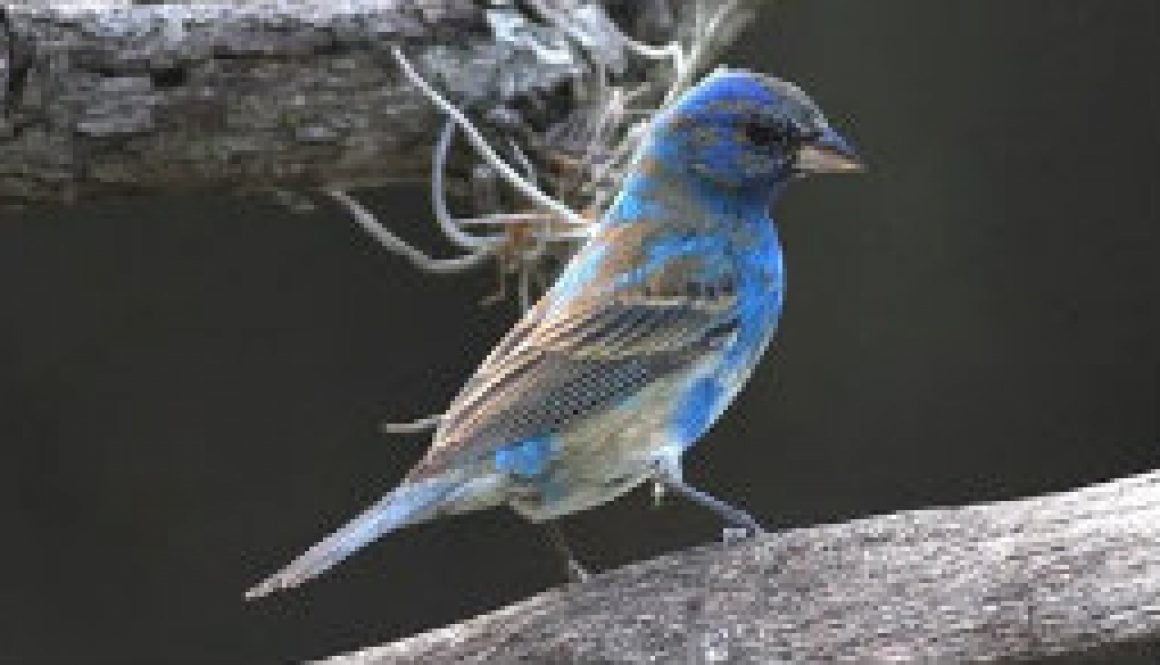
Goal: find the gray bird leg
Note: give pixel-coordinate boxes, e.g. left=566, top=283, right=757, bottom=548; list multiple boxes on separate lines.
left=654, top=464, right=764, bottom=536
left=542, top=522, right=591, bottom=583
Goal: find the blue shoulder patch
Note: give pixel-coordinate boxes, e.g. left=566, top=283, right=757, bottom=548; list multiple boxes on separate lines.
left=494, top=436, right=554, bottom=478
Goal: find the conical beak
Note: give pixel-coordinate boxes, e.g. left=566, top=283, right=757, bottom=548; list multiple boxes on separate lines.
left=796, top=126, right=864, bottom=174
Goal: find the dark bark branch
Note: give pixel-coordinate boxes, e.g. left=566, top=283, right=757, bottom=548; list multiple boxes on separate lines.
left=326, top=471, right=1160, bottom=664
left=0, top=0, right=661, bottom=204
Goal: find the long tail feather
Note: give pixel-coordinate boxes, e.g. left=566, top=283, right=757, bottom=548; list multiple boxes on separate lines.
left=244, top=477, right=457, bottom=599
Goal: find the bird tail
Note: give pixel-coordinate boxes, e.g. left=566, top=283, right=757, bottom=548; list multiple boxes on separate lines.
left=244, top=475, right=460, bottom=600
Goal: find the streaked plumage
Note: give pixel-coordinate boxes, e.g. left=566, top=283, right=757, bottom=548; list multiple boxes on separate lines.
left=246, top=69, right=861, bottom=599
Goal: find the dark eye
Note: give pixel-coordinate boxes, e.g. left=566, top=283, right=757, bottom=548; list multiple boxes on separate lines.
left=744, top=119, right=794, bottom=149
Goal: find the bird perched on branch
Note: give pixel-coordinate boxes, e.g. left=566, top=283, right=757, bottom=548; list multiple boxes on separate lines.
left=246, top=68, right=862, bottom=599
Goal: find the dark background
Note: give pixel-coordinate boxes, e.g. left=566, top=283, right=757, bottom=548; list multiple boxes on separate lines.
left=2, top=1, right=1158, bottom=662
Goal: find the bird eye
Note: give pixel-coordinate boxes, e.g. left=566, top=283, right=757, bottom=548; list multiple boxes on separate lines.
left=744, top=119, right=794, bottom=149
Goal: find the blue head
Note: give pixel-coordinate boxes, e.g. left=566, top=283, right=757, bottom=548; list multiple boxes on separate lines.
left=643, top=69, right=862, bottom=199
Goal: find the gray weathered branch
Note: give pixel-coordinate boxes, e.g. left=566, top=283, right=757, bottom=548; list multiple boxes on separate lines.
left=0, top=0, right=674, bottom=204
left=327, top=470, right=1160, bottom=664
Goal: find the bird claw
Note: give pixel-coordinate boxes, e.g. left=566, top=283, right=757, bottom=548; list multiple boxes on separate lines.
left=721, top=526, right=754, bottom=545
left=565, top=558, right=592, bottom=583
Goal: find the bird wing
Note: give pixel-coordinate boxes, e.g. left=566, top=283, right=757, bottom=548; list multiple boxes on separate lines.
left=408, top=249, right=739, bottom=481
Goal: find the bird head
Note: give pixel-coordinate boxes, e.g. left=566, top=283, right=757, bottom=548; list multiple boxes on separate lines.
left=647, top=68, right=863, bottom=195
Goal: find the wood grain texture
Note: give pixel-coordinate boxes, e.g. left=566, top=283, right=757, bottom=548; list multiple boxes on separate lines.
left=326, top=471, right=1160, bottom=664
left=0, top=0, right=620, bottom=203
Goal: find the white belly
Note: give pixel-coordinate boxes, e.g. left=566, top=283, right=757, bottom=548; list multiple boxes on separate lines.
left=505, top=375, right=688, bottom=522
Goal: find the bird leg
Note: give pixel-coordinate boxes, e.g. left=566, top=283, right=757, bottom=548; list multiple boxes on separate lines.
left=542, top=522, right=591, bottom=583
left=652, top=479, right=666, bottom=506
left=653, top=463, right=764, bottom=537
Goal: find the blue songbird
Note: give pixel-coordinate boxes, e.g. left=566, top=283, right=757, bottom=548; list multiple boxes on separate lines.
left=246, top=69, right=862, bottom=599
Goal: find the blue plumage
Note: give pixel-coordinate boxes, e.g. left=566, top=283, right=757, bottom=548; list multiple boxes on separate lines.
left=246, top=69, right=862, bottom=598
left=673, top=376, right=724, bottom=445
left=494, top=437, right=554, bottom=478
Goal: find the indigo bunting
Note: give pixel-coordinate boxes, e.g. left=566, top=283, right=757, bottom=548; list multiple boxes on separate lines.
left=246, top=69, right=861, bottom=599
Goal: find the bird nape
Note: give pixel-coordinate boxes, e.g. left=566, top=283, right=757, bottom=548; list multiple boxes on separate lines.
left=245, top=68, right=862, bottom=600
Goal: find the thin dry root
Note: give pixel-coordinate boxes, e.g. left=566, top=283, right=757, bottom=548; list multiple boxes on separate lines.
left=380, top=414, right=443, bottom=435
left=432, top=120, right=501, bottom=251
left=337, top=6, right=747, bottom=297
left=391, top=45, right=587, bottom=227
left=326, top=189, right=488, bottom=274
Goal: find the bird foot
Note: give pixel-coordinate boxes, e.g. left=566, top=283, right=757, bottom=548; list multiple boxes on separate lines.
left=565, top=558, right=592, bottom=583
left=722, top=526, right=760, bottom=545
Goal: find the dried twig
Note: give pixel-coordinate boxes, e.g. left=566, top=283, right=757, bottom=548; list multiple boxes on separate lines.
left=390, top=45, right=586, bottom=227
left=379, top=415, right=443, bottom=436
left=326, top=190, right=488, bottom=274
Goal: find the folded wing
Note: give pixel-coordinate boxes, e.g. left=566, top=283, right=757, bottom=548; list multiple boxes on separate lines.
left=408, top=248, right=739, bottom=481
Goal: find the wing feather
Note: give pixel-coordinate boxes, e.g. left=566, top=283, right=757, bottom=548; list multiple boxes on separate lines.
left=407, top=242, right=740, bottom=480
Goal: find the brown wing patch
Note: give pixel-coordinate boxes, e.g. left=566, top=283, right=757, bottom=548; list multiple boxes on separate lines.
left=407, top=230, right=739, bottom=482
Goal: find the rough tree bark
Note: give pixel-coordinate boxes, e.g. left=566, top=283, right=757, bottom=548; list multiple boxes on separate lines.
left=325, top=471, right=1160, bottom=664
left=0, top=0, right=668, bottom=204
